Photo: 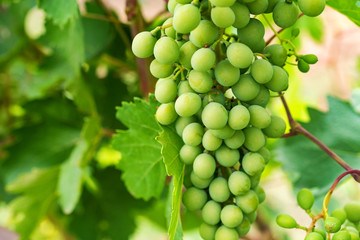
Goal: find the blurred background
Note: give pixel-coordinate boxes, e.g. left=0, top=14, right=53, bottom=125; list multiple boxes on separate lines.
left=0, top=0, right=360, bottom=239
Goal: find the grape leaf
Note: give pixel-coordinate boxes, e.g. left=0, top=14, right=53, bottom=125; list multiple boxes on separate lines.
left=274, top=96, right=360, bottom=194
left=327, top=0, right=360, bottom=26
left=112, top=96, right=166, bottom=200
left=38, top=0, right=79, bottom=27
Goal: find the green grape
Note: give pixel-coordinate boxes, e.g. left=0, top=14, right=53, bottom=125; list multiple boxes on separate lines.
left=255, top=186, right=266, bottom=203
left=173, top=3, right=184, bottom=13
left=190, top=20, right=219, bottom=48
left=276, top=214, right=297, bottom=229
left=224, top=130, right=245, bottom=149
left=228, top=171, right=251, bottom=196
left=292, top=28, right=300, bottom=38
left=175, top=92, right=202, bottom=117
left=180, top=144, right=202, bottom=164
left=202, top=200, right=222, bottom=225
left=179, top=41, right=198, bottom=69
left=333, top=231, right=351, bottom=240
left=231, top=3, right=250, bottom=29
left=247, top=85, right=270, bottom=107
left=215, top=60, right=240, bottom=87
left=215, top=145, right=240, bottom=167
left=209, top=177, right=231, bottom=203
left=176, top=39, right=186, bottom=47
left=210, top=0, right=236, bottom=7
left=235, top=190, right=259, bottom=214
left=314, top=229, right=327, bottom=239
left=182, top=187, right=207, bottom=211
left=150, top=59, right=174, bottom=78
left=228, top=105, right=250, bottom=130
left=344, top=202, right=360, bottom=223
left=232, top=74, right=260, bottom=101
left=155, top=78, right=177, bottom=103
left=182, top=122, right=204, bottom=146
left=246, top=0, right=269, bottom=15
left=156, top=102, right=178, bottom=125
left=262, top=115, right=286, bottom=138
left=236, top=217, right=251, bottom=236
left=273, top=0, right=299, bottom=28
left=331, top=209, right=347, bottom=225
left=173, top=4, right=201, bottom=33
left=215, top=226, right=239, bottom=240
left=242, top=152, right=265, bottom=176
left=167, top=0, right=179, bottom=15
left=265, top=66, right=289, bottom=92
left=246, top=211, right=257, bottom=223
left=211, top=125, right=235, bottom=139
left=221, top=205, right=244, bottom=228
left=298, top=59, right=310, bottom=73
left=257, top=147, right=271, bottom=164
left=344, top=227, right=360, bottom=240
left=178, top=80, right=195, bottom=95
left=265, top=0, right=280, bottom=13
left=201, top=102, right=228, bottom=129
left=243, top=127, right=266, bottom=152
left=154, top=37, right=180, bottom=64
left=249, top=173, right=261, bottom=189
left=176, top=0, right=192, bottom=3
left=163, top=18, right=176, bottom=39
left=193, top=153, right=216, bottom=179
left=175, top=116, right=197, bottom=137
left=211, top=7, right=235, bottom=28
left=248, top=105, right=271, bottom=129
left=188, top=70, right=213, bottom=93
left=247, top=38, right=266, bottom=53
left=298, top=0, right=325, bottom=17
left=227, top=43, right=254, bottom=69
left=296, top=188, right=314, bottom=210
left=132, top=31, right=157, bottom=58
left=183, top=167, right=193, bottom=188
left=203, top=89, right=226, bottom=107
left=304, top=232, right=324, bottom=240
left=191, top=171, right=212, bottom=189
left=302, top=54, right=318, bottom=64
left=324, top=216, right=342, bottom=233
left=200, top=223, right=218, bottom=240
left=237, top=19, right=265, bottom=46
left=202, top=130, right=223, bottom=151
left=191, top=48, right=216, bottom=71
left=251, top=59, right=273, bottom=84
left=264, top=44, right=287, bottom=67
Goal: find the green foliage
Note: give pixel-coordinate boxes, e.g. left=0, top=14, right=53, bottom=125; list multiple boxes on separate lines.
left=38, top=0, right=79, bottom=27
left=327, top=0, right=360, bottom=26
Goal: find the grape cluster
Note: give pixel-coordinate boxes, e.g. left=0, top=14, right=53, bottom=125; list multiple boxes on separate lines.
left=131, top=0, right=325, bottom=239
left=277, top=188, right=360, bottom=240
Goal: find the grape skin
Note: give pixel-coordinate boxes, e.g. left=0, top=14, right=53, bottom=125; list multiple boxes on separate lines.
left=228, top=105, right=250, bottom=130
left=232, top=74, right=260, bottom=102
left=248, top=105, right=271, bottom=129
left=228, top=171, right=251, bottom=195
left=175, top=92, right=202, bottom=117
left=215, top=226, right=239, bottom=240
left=215, top=145, right=240, bottom=167
left=235, top=190, right=259, bottom=214
left=182, top=187, right=207, bottom=211
left=211, top=7, right=236, bottom=29
left=231, top=3, right=250, bottom=29
left=243, top=127, right=266, bottom=152
left=220, top=205, right=244, bottom=228
left=154, top=37, right=180, bottom=64
left=155, top=78, right=177, bottom=103
left=156, top=102, right=178, bottom=125
left=242, top=152, right=266, bottom=176
left=193, top=153, right=217, bottom=179
left=188, top=70, right=213, bottom=93
left=179, top=41, right=198, bottom=69
left=209, top=177, right=231, bottom=203
left=202, top=130, right=223, bottom=151
left=175, top=116, right=197, bottom=137
left=150, top=59, right=174, bottom=78
left=273, top=0, right=299, bottom=28
left=199, top=223, right=217, bottom=240
left=131, top=31, right=157, bottom=58
left=190, top=20, right=219, bottom=48
left=224, top=130, right=245, bottom=149
left=182, top=122, right=204, bottom=146
left=215, top=60, right=240, bottom=87
left=191, top=48, right=216, bottom=72
left=179, top=144, right=202, bottom=165
left=202, top=200, right=222, bottom=225
left=250, top=59, right=273, bottom=84
left=173, top=4, right=201, bottom=34
left=298, top=0, right=326, bottom=17
left=227, top=42, right=254, bottom=69
left=202, top=102, right=228, bottom=129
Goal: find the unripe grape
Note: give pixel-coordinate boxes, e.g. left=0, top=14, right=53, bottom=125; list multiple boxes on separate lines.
left=228, top=171, right=251, bottom=196
left=190, top=171, right=212, bottom=189
left=153, top=37, right=180, bottom=64
left=182, top=187, right=207, bottom=211
left=243, top=127, right=266, bottom=152
left=211, top=125, right=235, bottom=139
left=132, top=31, right=157, bottom=58
left=344, top=227, right=359, bottom=240
left=215, top=226, right=239, bottom=240
left=242, top=152, right=266, bottom=176
left=175, top=116, right=197, bottom=137
left=175, top=92, right=202, bottom=117
left=155, top=78, right=177, bottom=103
left=232, top=74, right=260, bottom=102
left=304, top=232, right=324, bottom=240
left=276, top=214, right=297, bottom=229
left=251, top=59, right=273, bottom=84
left=190, top=20, right=219, bottom=48
left=246, top=211, right=257, bottom=223
left=199, top=223, right=217, bottom=240
left=298, top=0, right=326, bottom=17
left=263, top=115, right=287, bottom=138
left=210, top=0, right=236, bottom=7
left=292, top=28, right=300, bottom=38
left=178, top=80, right=195, bottom=95
left=202, top=200, right=222, bottom=225
left=324, top=216, right=342, bottom=233
left=344, top=202, right=360, bottom=223
left=257, top=147, right=271, bottom=164
left=228, top=105, right=250, bottom=130
left=333, top=231, right=351, bottom=240
left=211, top=7, right=235, bottom=28
left=193, top=153, right=216, bottom=179
left=236, top=217, right=251, bottom=236
left=246, top=0, right=269, bottom=15
left=249, top=173, right=261, bottom=189
left=298, top=59, right=310, bottom=73
left=302, top=54, right=318, bottom=64
left=265, top=0, right=280, bottom=13
left=273, top=0, right=299, bottom=28
left=179, top=41, right=198, bottom=69
left=265, top=66, right=289, bottom=92
left=176, top=0, right=191, bottom=3
left=182, top=122, right=204, bottom=146
left=173, top=4, right=201, bottom=33
left=264, top=44, right=287, bottom=67
left=180, top=144, right=202, bottom=165
left=331, top=209, right=347, bottom=225
left=237, top=19, right=265, bottom=45
left=235, top=190, right=259, bottom=214
left=188, top=70, right=213, bottom=93
left=163, top=18, right=176, bottom=39
left=227, top=42, right=253, bottom=69
left=209, top=177, right=231, bottom=203
left=247, top=85, right=270, bottom=107
left=247, top=38, right=266, bottom=53
left=203, top=89, right=226, bottom=107
left=150, top=60, right=174, bottom=78
left=221, top=205, right=244, bottom=228
left=255, top=186, right=266, bottom=204
left=215, top=60, right=240, bottom=87
left=191, top=48, right=216, bottom=72
left=202, top=102, right=228, bottom=129
left=167, top=0, right=178, bottom=15
left=215, top=145, right=240, bottom=167
left=248, top=105, right=271, bottom=129
left=224, top=130, right=245, bottom=149
left=156, top=102, right=178, bottom=125
left=202, top=130, right=222, bottom=151
left=231, top=3, right=250, bottom=29
left=297, top=188, right=314, bottom=210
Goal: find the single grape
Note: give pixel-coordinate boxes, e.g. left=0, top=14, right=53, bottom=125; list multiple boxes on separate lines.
left=276, top=214, right=297, bottom=229
left=242, top=152, right=265, bottom=176
left=228, top=171, right=251, bottom=196
left=237, top=18, right=265, bottom=46
left=231, top=3, right=250, bottom=29
left=228, top=105, right=250, bottom=131
left=224, top=130, right=245, bottom=149
left=190, top=20, right=219, bottom=48
left=262, top=115, right=286, bottom=138
left=247, top=85, right=270, bottom=107
left=302, top=54, right=318, bottom=64
left=210, top=0, right=236, bottom=7
left=182, top=187, right=207, bottom=211
left=163, top=18, right=176, bottom=39
left=264, top=44, right=287, bottom=67
left=297, top=188, right=314, bottom=210
left=209, top=177, right=231, bottom=203
left=273, top=0, right=299, bottom=28
left=175, top=92, right=202, bottom=117
left=265, top=66, right=289, bottom=92
left=132, top=31, right=157, bottom=58
left=265, top=0, right=280, bottom=13
left=257, top=147, right=271, bottom=164
left=191, top=48, right=216, bottom=72
left=232, top=74, right=260, bottom=102
left=199, top=223, right=218, bottom=240
left=304, top=232, right=324, bottom=240
left=180, top=144, right=202, bottom=165
left=182, top=122, right=204, bottom=146
left=155, top=78, right=177, bottom=103
left=175, top=116, right=197, bottom=137
left=236, top=217, right=251, bottom=236
left=255, top=186, right=266, bottom=203
left=211, top=7, right=235, bottom=28
left=248, top=105, right=271, bottom=129
left=333, top=231, right=351, bottom=240
left=215, top=226, right=239, bottom=240
left=167, top=0, right=178, bottom=15
left=156, top=102, right=178, bottom=125
left=246, top=38, right=266, bottom=53
left=324, top=216, right=342, bottom=233
left=202, top=102, right=228, bottom=129
left=178, top=80, right=195, bottom=95
left=179, top=41, right=198, bottom=69
left=344, top=202, right=360, bottom=223
left=211, top=125, right=235, bottom=139
left=251, top=59, right=273, bottom=84
left=202, top=200, right=222, bottom=225
left=221, top=205, right=244, bottom=228
left=246, top=0, right=269, bottom=15
left=202, top=89, right=226, bottom=107
left=173, top=4, right=201, bottom=33
left=298, top=0, right=326, bottom=17
left=191, top=171, right=212, bottom=189
left=298, top=59, right=310, bottom=73
left=235, top=190, right=259, bottom=214
left=243, top=127, right=266, bottom=152
left=331, top=209, right=347, bottom=225
left=188, top=70, right=213, bottom=93
left=193, top=153, right=216, bottom=179
left=227, top=42, right=254, bottom=69
left=202, top=130, right=223, bottom=151
left=153, top=37, right=180, bottom=64
left=215, top=59, right=240, bottom=87
left=150, top=59, right=174, bottom=78
left=215, top=145, right=240, bottom=167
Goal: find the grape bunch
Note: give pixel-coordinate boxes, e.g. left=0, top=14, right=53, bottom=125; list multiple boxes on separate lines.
left=131, top=0, right=325, bottom=239
left=277, top=188, right=360, bottom=240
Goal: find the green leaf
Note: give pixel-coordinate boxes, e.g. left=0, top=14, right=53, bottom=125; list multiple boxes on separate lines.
left=275, top=97, right=360, bottom=194
left=327, top=0, right=360, bottom=26
left=38, top=0, right=79, bottom=27
left=112, top=96, right=166, bottom=200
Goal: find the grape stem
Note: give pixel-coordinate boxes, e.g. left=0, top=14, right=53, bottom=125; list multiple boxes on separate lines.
left=279, top=93, right=360, bottom=183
